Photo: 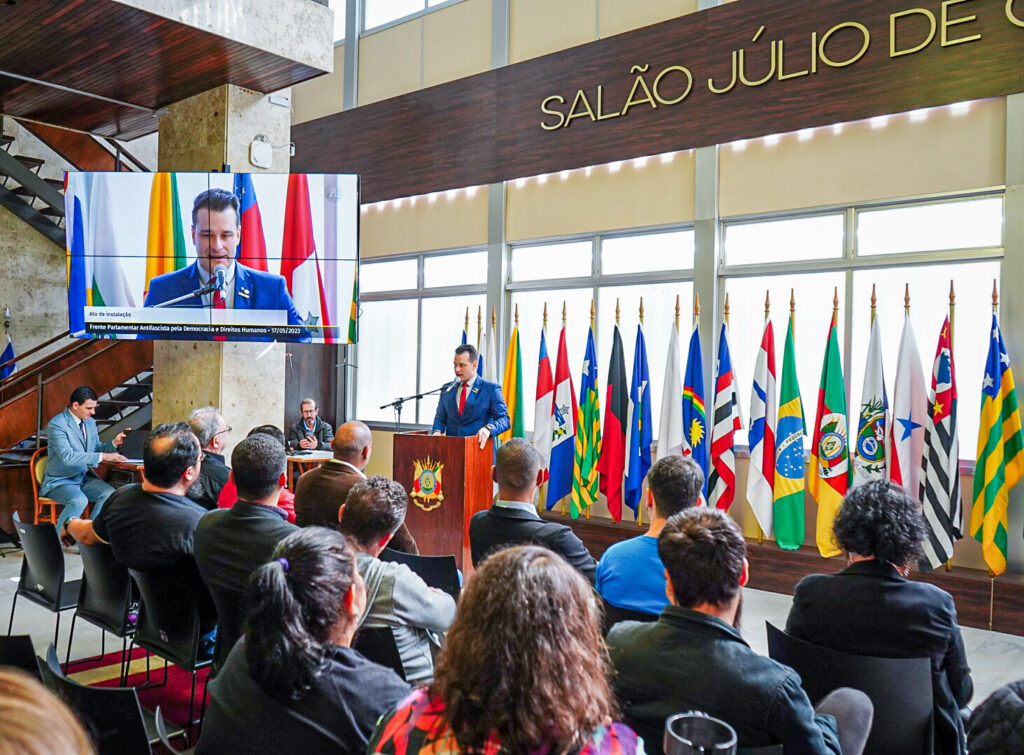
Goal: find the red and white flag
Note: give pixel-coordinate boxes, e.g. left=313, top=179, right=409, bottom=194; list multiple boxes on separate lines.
left=708, top=322, right=742, bottom=510
left=887, top=314, right=927, bottom=498
left=280, top=175, right=331, bottom=338
left=746, top=318, right=777, bottom=534
left=533, top=329, right=554, bottom=484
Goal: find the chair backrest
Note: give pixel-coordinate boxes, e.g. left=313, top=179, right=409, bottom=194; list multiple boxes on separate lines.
left=129, top=567, right=203, bottom=670
left=353, top=626, right=405, bottom=679
left=0, top=635, right=43, bottom=682
left=601, top=597, right=659, bottom=635
left=77, top=541, right=137, bottom=637
left=13, top=512, right=67, bottom=610
left=765, top=622, right=933, bottom=755
left=154, top=707, right=194, bottom=754
left=380, top=548, right=460, bottom=601
left=46, top=644, right=152, bottom=755
left=30, top=447, right=47, bottom=490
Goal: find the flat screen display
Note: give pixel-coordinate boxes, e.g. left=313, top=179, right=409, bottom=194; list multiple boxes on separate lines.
left=65, top=172, right=359, bottom=343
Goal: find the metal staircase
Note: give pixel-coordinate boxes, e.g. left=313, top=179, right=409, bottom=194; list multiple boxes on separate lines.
left=0, top=132, right=65, bottom=246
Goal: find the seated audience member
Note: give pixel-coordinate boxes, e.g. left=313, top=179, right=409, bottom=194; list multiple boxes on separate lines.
left=216, top=425, right=297, bottom=523
left=199, top=528, right=411, bottom=755
left=287, top=397, right=334, bottom=450
left=195, top=433, right=298, bottom=671
left=469, top=438, right=596, bottom=583
left=369, top=545, right=642, bottom=755
left=597, top=454, right=703, bottom=616
left=787, top=480, right=973, bottom=755
left=295, top=420, right=418, bottom=553
left=967, top=678, right=1024, bottom=754
left=609, top=508, right=872, bottom=755
left=65, top=423, right=217, bottom=639
left=339, top=476, right=455, bottom=683
left=0, top=668, right=94, bottom=754
left=186, top=406, right=231, bottom=510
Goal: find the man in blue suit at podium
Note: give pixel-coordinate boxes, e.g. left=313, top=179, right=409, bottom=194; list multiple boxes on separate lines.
left=431, top=344, right=510, bottom=448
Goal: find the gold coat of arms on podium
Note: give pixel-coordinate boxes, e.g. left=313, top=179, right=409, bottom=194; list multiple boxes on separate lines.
left=411, top=457, right=445, bottom=511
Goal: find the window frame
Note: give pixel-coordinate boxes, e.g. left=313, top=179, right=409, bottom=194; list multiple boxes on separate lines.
left=360, top=0, right=466, bottom=36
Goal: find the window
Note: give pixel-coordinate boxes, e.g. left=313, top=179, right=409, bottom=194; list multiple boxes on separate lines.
left=355, top=249, right=486, bottom=426
left=857, top=196, right=1002, bottom=256
left=508, top=228, right=695, bottom=435
left=724, top=213, right=844, bottom=266
left=329, top=0, right=346, bottom=43
left=363, top=0, right=463, bottom=33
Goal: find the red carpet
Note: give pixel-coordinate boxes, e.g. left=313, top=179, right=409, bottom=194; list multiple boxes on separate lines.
left=68, top=647, right=210, bottom=727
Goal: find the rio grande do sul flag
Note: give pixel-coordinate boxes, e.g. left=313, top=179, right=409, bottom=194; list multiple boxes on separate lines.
left=808, top=311, right=850, bottom=558
left=970, top=314, right=1024, bottom=575
left=746, top=317, right=777, bottom=535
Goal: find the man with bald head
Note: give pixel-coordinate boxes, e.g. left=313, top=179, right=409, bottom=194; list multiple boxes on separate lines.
left=469, top=438, right=596, bottom=583
left=293, top=421, right=418, bottom=553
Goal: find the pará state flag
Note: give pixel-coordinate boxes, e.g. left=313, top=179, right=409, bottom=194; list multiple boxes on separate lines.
left=571, top=327, right=601, bottom=519
left=708, top=322, right=741, bottom=511
left=598, top=324, right=628, bottom=521
left=548, top=325, right=578, bottom=507
left=533, top=329, right=554, bottom=485
left=682, top=323, right=708, bottom=499
left=658, top=323, right=686, bottom=460
left=774, top=317, right=806, bottom=550
left=854, top=316, right=888, bottom=485
left=809, top=312, right=850, bottom=558
left=888, top=315, right=927, bottom=499
left=920, top=315, right=960, bottom=570
left=624, top=324, right=652, bottom=516
left=747, top=318, right=777, bottom=536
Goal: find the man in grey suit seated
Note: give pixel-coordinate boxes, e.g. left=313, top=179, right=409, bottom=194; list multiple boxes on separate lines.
left=42, top=385, right=128, bottom=545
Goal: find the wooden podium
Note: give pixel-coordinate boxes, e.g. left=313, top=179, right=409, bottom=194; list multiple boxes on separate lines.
left=393, top=432, right=493, bottom=570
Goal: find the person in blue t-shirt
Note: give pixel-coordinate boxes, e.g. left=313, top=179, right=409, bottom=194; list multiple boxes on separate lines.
left=596, top=454, right=704, bottom=616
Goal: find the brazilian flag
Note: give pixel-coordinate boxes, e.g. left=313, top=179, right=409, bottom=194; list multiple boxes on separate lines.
left=774, top=316, right=806, bottom=550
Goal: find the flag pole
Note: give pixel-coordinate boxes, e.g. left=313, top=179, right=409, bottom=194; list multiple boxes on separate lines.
left=561, top=302, right=569, bottom=517
left=638, top=297, right=645, bottom=528
left=905, top=282, right=911, bottom=316
left=870, top=283, right=877, bottom=324
left=465, top=307, right=469, bottom=338
left=756, top=290, right=769, bottom=544
left=587, top=299, right=595, bottom=519
left=477, top=305, right=482, bottom=347
left=695, top=292, right=701, bottom=326
left=946, top=281, right=956, bottom=572
left=539, top=302, right=548, bottom=515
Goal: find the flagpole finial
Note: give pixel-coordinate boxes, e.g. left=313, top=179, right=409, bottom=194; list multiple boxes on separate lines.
left=477, top=305, right=482, bottom=344
left=764, top=290, right=770, bottom=317
left=2, top=306, right=10, bottom=330
left=789, top=288, right=795, bottom=314
left=675, top=295, right=681, bottom=331
left=542, top=302, right=548, bottom=329
left=491, top=305, right=496, bottom=328
left=514, top=302, right=519, bottom=326
left=993, top=279, right=999, bottom=313
left=949, top=281, right=955, bottom=308
left=590, top=299, right=595, bottom=326
left=904, top=283, right=911, bottom=315
left=724, top=292, right=730, bottom=326
left=833, top=287, right=839, bottom=313
left=694, top=293, right=701, bottom=324
left=465, top=307, right=469, bottom=332
left=639, top=297, right=644, bottom=325
left=616, top=298, right=620, bottom=326
left=562, top=300, right=567, bottom=326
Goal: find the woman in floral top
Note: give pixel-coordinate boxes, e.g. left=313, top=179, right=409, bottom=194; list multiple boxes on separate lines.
left=368, top=545, right=644, bottom=755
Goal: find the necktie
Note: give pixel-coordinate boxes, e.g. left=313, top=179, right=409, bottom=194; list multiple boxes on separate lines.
left=213, top=287, right=226, bottom=342
left=80, top=420, right=87, bottom=445
left=459, top=382, right=468, bottom=414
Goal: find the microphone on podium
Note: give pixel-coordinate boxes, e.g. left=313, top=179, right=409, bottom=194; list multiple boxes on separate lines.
left=213, top=264, right=227, bottom=292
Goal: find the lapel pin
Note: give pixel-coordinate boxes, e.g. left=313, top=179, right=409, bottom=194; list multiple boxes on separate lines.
left=239, top=288, right=251, bottom=299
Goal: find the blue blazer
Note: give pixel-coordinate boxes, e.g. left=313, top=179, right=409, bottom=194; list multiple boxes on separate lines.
left=40, top=409, right=115, bottom=496
left=431, top=377, right=510, bottom=437
left=143, top=261, right=308, bottom=339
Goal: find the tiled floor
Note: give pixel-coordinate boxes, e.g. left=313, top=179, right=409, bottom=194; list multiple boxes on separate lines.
left=3, top=548, right=1023, bottom=708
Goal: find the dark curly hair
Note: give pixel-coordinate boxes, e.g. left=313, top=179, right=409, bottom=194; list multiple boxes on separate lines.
left=833, top=480, right=928, bottom=565
left=245, top=528, right=358, bottom=703
left=431, top=545, right=615, bottom=753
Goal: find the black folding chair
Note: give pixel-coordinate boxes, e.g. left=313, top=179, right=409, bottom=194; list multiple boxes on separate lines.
left=128, top=568, right=214, bottom=743
left=353, top=626, right=406, bottom=679
left=766, top=622, right=933, bottom=755
left=0, top=634, right=43, bottom=682
left=65, top=540, right=139, bottom=681
left=380, top=548, right=460, bottom=601
left=46, top=644, right=184, bottom=755
left=7, top=513, right=80, bottom=654
left=155, top=707, right=196, bottom=754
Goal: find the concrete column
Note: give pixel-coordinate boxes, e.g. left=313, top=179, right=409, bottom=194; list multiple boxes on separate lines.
left=152, top=84, right=292, bottom=457
left=1001, top=93, right=1024, bottom=573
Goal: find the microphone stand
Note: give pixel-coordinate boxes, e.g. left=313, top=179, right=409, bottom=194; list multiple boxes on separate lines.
left=380, top=384, right=449, bottom=433
left=150, top=283, right=220, bottom=308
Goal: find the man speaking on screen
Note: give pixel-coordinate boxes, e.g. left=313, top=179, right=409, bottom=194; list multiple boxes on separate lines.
left=431, top=344, right=510, bottom=449
left=144, top=188, right=305, bottom=331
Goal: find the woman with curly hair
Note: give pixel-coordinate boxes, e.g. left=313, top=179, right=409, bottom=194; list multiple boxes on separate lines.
left=786, top=480, right=973, bottom=755
left=198, top=527, right=410, bottom=754
left=368, top=545, right=642, bottom=755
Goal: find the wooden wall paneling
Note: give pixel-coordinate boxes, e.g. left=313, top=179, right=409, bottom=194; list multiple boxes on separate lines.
left=991, top=574, right=1024, bottom=634
left=0, top=465, right=34, bottom=534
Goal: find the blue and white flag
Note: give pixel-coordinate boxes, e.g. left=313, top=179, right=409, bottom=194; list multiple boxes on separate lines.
left=624, top=324, right=652, bottom=516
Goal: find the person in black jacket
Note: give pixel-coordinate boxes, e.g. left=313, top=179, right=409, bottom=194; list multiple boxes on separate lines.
left=287, top=398, right=334, bottom=451
left=199, top=527, right=410, bottom=755
left=787, top=480, right=974, bottom=755
left=186, top=406, right=231, bottom=510
left=469, top=438, right=596, bottom=583
left=967, top=677, right=1024, bottom=754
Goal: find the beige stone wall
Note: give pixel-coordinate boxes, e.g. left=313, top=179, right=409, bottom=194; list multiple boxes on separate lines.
left=293, top=45, right=346, bottom=125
